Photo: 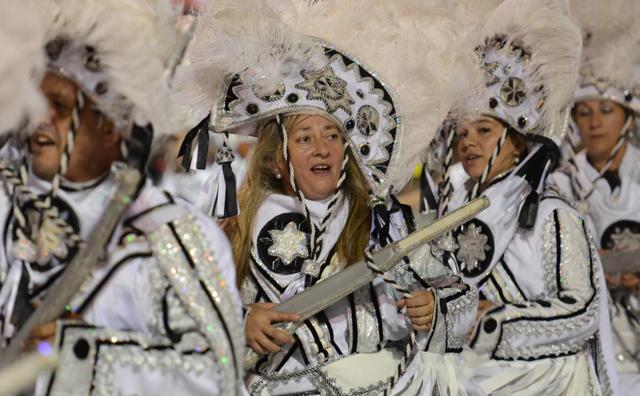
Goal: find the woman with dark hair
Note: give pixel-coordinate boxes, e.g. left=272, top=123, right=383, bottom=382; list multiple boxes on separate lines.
left=422, top=0, right=619, bottom=394
left=550, top=0, right=640, bottom=391
left=175, top=1, right=480, bottom=394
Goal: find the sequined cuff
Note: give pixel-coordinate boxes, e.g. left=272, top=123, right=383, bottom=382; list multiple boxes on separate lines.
left=44, top=322, right=219, bottom=396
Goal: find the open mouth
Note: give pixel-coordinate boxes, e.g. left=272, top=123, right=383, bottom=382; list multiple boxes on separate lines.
left=310, top=164, right=332, bottom=175
left=34, top=134, right=56, bottom=146
left=463, top=154, right=481, bottom=163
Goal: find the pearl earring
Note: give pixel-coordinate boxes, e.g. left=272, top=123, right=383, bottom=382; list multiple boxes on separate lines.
left=275, top=173, right=282, bottom=180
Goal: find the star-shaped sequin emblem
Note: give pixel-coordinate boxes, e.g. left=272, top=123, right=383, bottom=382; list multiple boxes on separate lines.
left=500, top=77, right=527, bottom=107
left=610, top=228, right=640, bottom=252
left=295, top=66, right=354, bottom=115
left=431, top=232, right=459, bottom=260
left=267, top=221, right=309, bottom=266
left=456, top=223, right=489, bottom=271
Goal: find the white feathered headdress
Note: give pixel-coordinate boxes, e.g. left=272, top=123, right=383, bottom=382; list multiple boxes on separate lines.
left=448, top=0, right=582, bottom=144
left=0, top=0, right=47, bottom=136
left=177, top=0, right=469, bottom=198
left=43, top=0, right=189, bottom=136
left=570, top=0, right=640, bottom=114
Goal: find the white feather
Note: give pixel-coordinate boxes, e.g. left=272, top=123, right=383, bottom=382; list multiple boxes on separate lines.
left=569, top=0, right=640, bottom=97
left=0, top=0, right=47, bottom=136
left=43, top=0, right=188, bottom=136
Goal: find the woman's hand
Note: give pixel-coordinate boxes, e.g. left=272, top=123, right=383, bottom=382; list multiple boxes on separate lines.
left=397, top=289, right=435, bottom=332
left=245, top=303, right=299, bottom=355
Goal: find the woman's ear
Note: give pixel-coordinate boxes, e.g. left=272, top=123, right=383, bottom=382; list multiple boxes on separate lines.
left=268, top=156, right=285, bottom=179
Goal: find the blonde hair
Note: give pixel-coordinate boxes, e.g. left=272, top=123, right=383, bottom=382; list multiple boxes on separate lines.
left=226, top=114, right=371, bottom=287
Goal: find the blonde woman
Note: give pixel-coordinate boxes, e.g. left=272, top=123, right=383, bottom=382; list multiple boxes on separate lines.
left=175, top=2, right=481, bottom=393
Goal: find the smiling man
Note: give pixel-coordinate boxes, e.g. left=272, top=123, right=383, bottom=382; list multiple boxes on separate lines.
left=0, top=1, right=244, bottom=395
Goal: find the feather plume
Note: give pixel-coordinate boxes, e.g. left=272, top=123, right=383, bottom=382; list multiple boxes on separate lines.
left=43, top=0, right=188, bottom=136
left=179, top=0, right=493, bottom=193
left=569, top=0, right=640, bottom=103
left=439, top=0, right=582, bottom=144
left=0, top=0, right=47, bottom=135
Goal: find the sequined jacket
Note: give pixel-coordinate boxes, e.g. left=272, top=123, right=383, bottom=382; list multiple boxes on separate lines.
left=242, top=193, right=477, bottom=394
left=0, top=172, right=244, bottom=395
left=550, top=144, right=640, bottom=250
left=445, top=171, right=618, bottom=394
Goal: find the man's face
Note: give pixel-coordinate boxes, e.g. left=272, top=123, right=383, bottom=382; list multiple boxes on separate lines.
left=30, top=72, right=121, bottom=182
left=31, top=72, right=76, bottom=180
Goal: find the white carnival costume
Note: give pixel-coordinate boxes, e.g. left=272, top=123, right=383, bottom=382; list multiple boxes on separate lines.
left=422, top=1, right=620, bottom=394
left=0, top=1, right=245, bottom=394
left=549, top=0, right=640, bottom=391
left=176, top=1, right=480, bottom=394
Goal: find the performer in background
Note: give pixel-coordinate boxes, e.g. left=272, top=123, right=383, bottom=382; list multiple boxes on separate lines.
left=0, top=1, right=244, bottom=394
left=549, top=0, right=640, bottom=391
left=422, top=0, right=620, bottom=394
left=176, top=1, right=480, bottom=394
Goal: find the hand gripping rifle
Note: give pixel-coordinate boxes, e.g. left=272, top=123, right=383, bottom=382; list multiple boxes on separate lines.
left=245, top=196, right=490, bottom=370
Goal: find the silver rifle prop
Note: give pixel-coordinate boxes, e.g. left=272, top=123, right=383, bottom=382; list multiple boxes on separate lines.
left=245, top=195, right=490, bottom=370
left=0, top=163, right=141, bottom=369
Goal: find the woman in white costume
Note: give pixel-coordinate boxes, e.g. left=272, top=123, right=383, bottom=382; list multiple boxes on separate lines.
left=423, top=0, right=620, bottom=394
left=549, top=0, right=640, bottom=391
left=176, top=1, right=480, bottom=394
left=0, top=1, right=245, bottom=394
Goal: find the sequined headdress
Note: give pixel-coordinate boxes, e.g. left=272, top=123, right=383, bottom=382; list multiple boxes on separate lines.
left=421, top=0, right=582, bottom=225
left=0, top=0, right=191, bottom=296
left=559, top=0, right=640, bottom=204
left=455, top=0, right=582, bottom=144
left=176, top=0, right=464, bottom=218
left=43, top=0, right=189, bottom=136
left=570, top=0, right=640, bottom=115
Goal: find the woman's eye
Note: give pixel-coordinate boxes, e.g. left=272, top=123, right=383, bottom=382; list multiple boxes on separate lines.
left=296, top=135, right=310, bottom=143
left=601, top=106, right=613, bottom=113
left=576, top=109, right=591, bottom=117
left=478, top=128, right=491, bottom=134
left=327, top=133, right=339, bottom=140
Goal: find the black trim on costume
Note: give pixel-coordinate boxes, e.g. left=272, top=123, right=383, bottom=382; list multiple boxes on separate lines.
left=424, top=301, right=438, bottom=351
left=121, top=201, right=174, bottom=235
left=294, top=333, right=310, bottom=365
left=489, top=275, right=508, bottom=305
left=162, top=286, right=183, bottom=343
left=369, top=283, right=384, bottom=351
left=553, top=210, right=562, bottom=294
left=348, top=293, right=358, bottom=354
left=303, top=318, right=329, bottom=360
left=89, top=339, right=211, bottom=394
left=60, top=173, right=110, bottom=192
left=318, top=310, right=343, bottom=356
left=76, top=252, right=153, bottom=313
left=167, top=223, right=240, bottom=380
left=250, top=255, right=286, bottom=294
left=468, top=305, right=505, bottom=349
left=274, top=340, right=302, bottom=372
left=45, top=323, right=96, bottom=396
left=498, top=259, right=527, bottom=301
left=488, top=216, right=597, bottom=360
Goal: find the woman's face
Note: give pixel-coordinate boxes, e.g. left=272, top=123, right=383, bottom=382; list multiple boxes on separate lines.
left=280, top=115, right=345, bottom=200
left=573, top=99, right=628, bottom=163
left=455, top=116, right=519, bottom=182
